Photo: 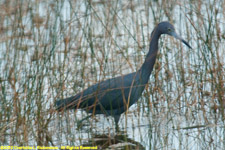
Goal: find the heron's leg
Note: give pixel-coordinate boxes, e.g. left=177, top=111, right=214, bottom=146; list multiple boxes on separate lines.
left=76, top=114, right=92, bottom=129
left=115, top=123, right=120, bottom=132
left=114, top=115, right=121, bottom=132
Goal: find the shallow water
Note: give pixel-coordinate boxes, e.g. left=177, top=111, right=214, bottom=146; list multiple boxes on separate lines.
left=0, top=0, right=224, bottom=149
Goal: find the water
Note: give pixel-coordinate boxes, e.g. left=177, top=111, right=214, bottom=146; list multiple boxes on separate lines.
left=0, top=0, right=224, bottom=149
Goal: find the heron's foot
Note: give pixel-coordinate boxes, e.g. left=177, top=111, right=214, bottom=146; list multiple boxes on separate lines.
left=115, top=123, right=120, bottom=132
left=76, top=120, right=84, bottom=130
left=76, top=115, right=92, bottom=130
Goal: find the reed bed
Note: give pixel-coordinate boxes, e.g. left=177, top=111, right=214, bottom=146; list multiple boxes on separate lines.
left=0, top=0, right=224, bottom=149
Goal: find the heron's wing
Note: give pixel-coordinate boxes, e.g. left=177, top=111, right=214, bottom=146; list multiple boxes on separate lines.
left=55, top=76, right=120, bottom=111
left=55, top=72, right=137, bottom=111
left=80, top=74, right=132, bottom=108
left=84, top=72, right=138, bottom=111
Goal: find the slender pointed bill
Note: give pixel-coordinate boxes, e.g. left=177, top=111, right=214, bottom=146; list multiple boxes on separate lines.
left=171, top=32, right=192, bottom=49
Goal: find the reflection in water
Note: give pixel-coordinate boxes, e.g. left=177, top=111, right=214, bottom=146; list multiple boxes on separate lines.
left=1, top=0, right=225, bottom=149
left=82, top=132, right=145, bottom=149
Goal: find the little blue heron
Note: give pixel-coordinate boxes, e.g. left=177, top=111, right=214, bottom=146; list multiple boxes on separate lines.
left=55, top=21, right=192, bottom=131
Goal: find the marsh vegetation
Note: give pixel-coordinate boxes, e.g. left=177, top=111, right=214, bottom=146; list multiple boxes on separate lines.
left=0, top=0, right=224, bottom=149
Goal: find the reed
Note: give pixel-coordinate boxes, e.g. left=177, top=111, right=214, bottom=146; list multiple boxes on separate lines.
left=0, top=0, right=224, bottom=149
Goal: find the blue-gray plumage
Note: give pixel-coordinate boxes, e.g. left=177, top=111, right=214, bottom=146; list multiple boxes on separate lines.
left=55, top=21, right=192, bottom=130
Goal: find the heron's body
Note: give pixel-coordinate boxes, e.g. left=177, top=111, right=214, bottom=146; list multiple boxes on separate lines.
left=55, top=21, right=191, bottom=130
left=55, top=69, right=150, bottom=124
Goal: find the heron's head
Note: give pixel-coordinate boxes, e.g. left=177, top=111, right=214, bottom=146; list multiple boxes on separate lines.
left=158, top=21, right=192, bottom=49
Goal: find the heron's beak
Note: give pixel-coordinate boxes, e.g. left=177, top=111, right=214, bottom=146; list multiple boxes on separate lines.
left=171, top=32, right=192, bottom=49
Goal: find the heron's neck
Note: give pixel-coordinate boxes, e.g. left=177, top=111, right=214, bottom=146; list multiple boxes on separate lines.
left=138, top=27, right=161, bottom=83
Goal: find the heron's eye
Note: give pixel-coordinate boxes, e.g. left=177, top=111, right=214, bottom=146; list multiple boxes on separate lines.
left=168, top=28, right=171, bottom=32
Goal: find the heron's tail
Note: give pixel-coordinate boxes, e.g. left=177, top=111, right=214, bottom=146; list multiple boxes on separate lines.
left=55, top=96, right=77, bottom=111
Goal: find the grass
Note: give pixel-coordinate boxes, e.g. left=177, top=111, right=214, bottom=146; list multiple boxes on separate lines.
left=0, top=0, right=224, bottom=149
